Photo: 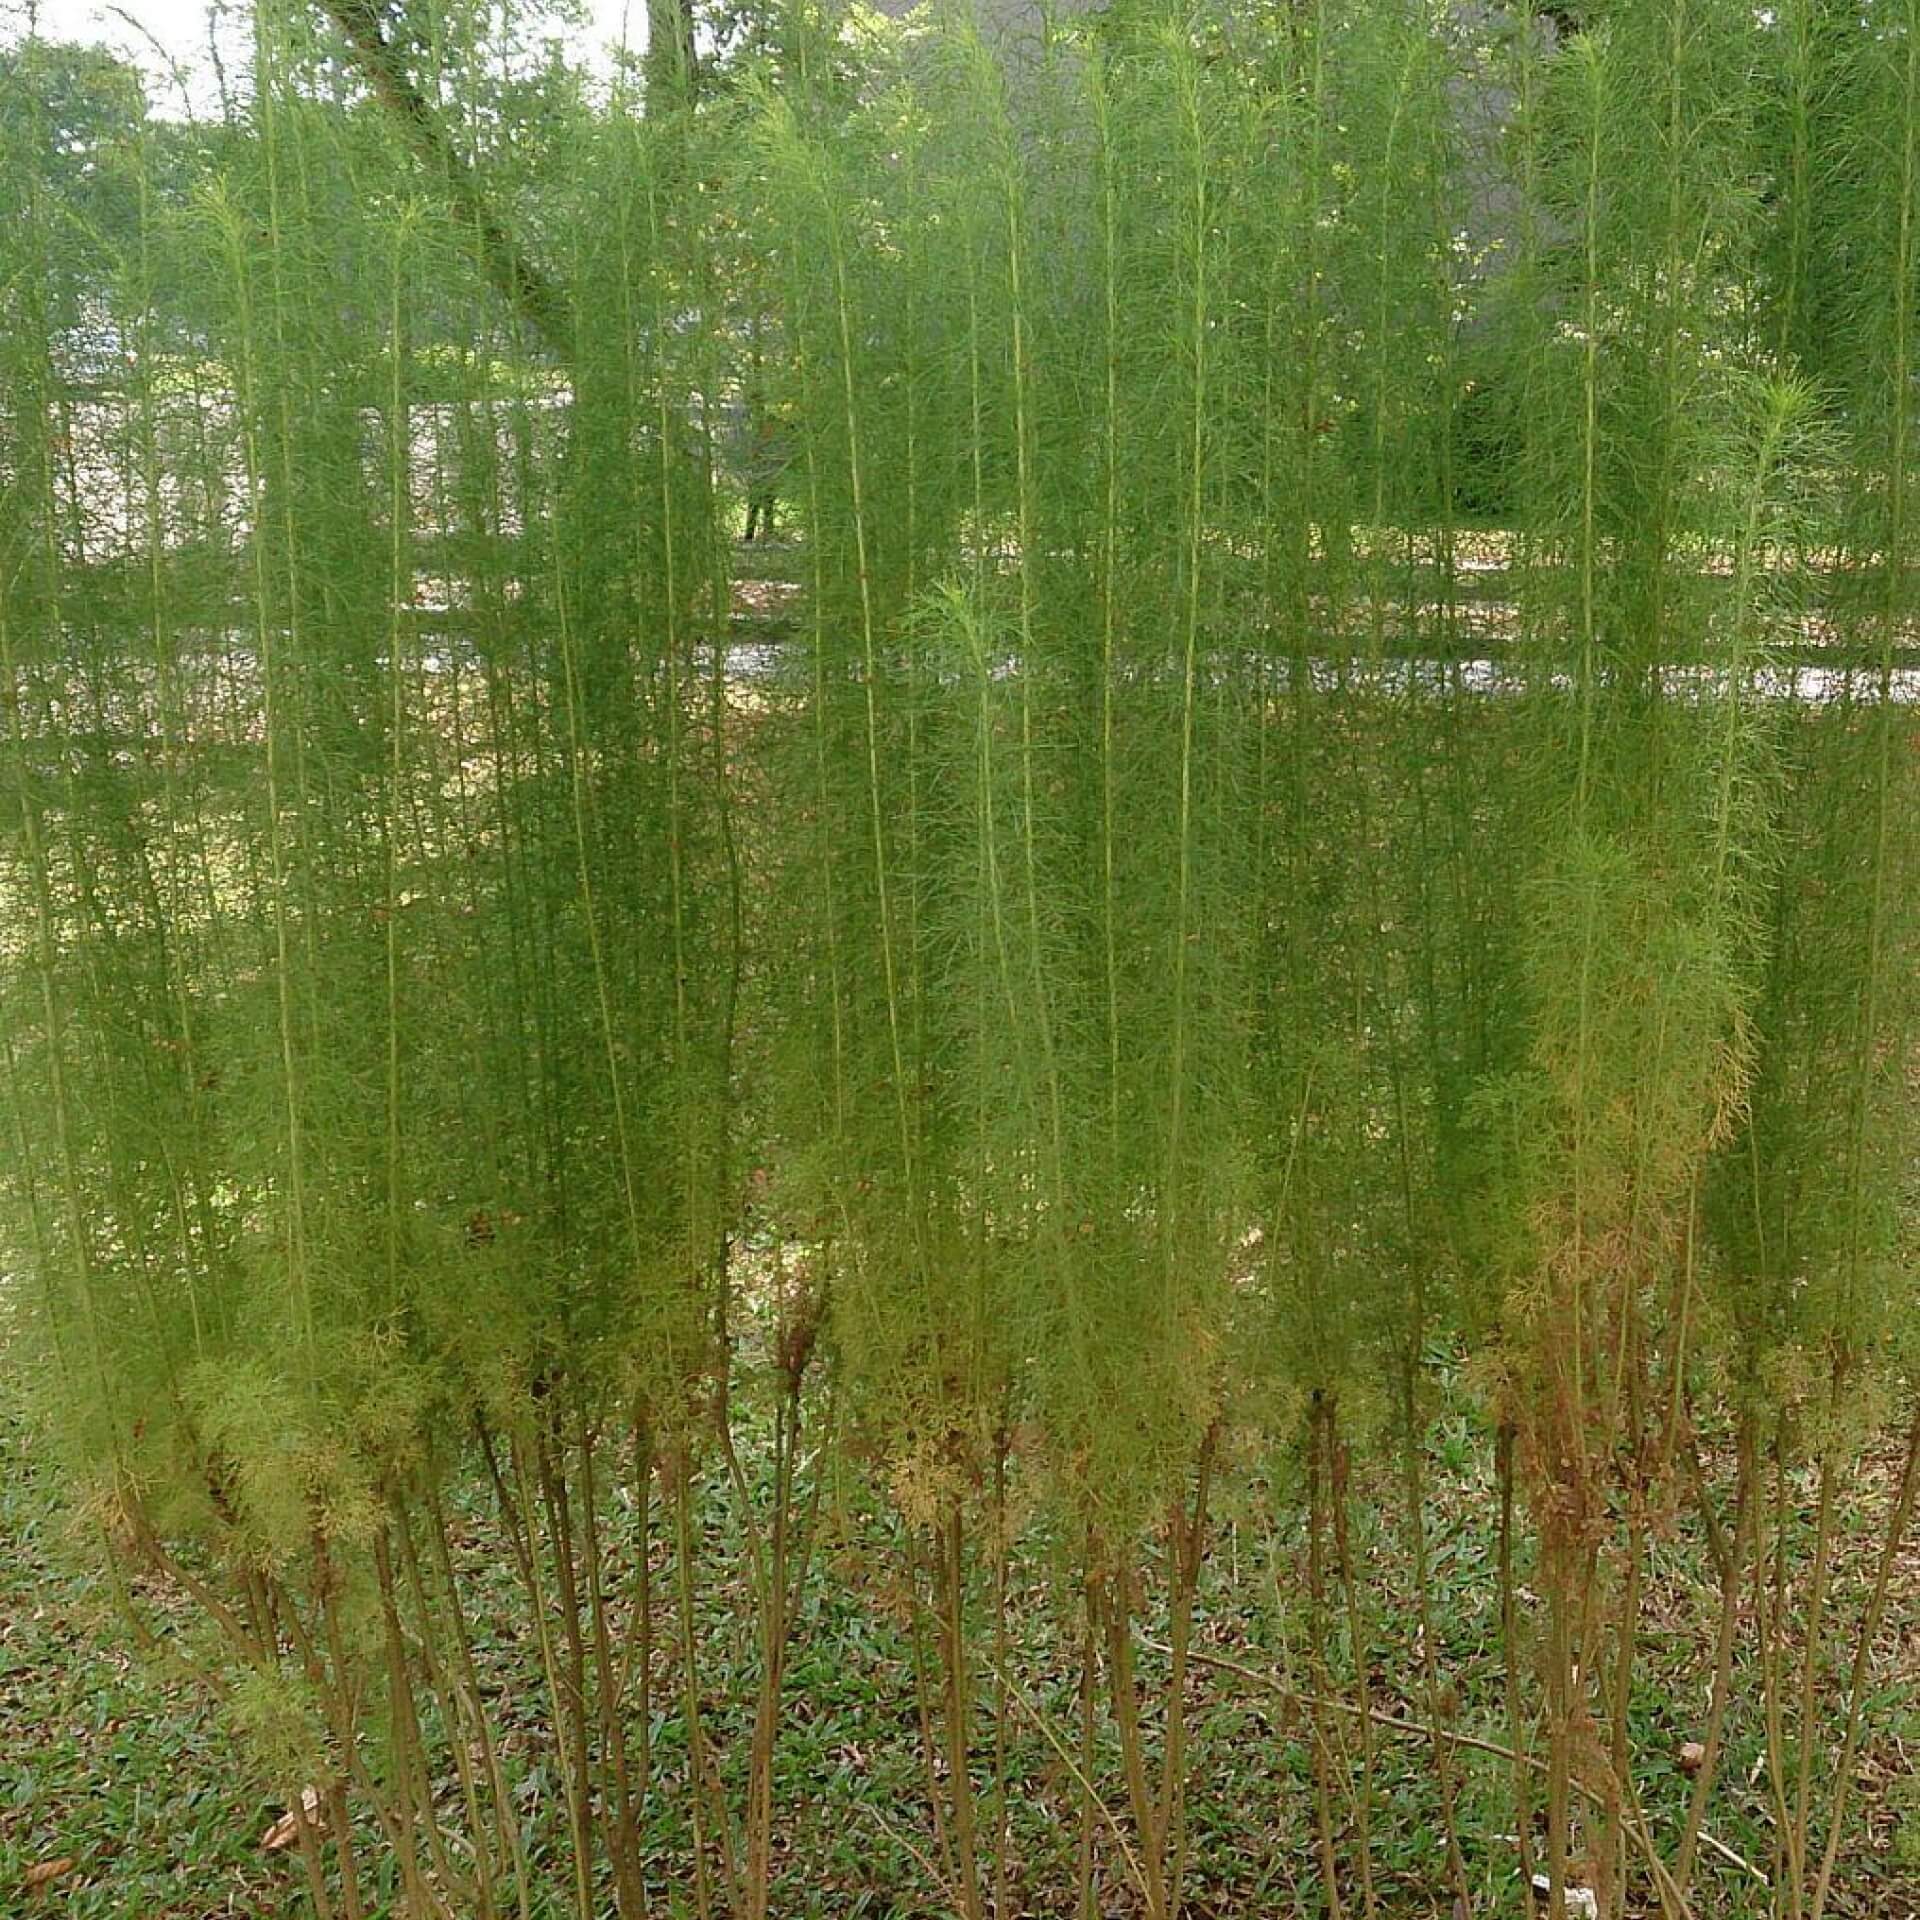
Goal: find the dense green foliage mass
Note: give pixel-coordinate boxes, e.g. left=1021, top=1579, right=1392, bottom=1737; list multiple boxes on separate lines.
left=1, top=1, right=1915, bottom=1915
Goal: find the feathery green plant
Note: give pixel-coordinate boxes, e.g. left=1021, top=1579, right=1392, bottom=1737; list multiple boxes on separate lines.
left=3, top=4, right=1917, bottom=1915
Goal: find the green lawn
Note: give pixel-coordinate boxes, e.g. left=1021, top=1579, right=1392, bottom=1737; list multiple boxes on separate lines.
left=4, top=1385, right=1915, bottom=1918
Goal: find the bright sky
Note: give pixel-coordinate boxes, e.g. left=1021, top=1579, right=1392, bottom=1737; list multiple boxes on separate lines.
left=8, top=0, right=644, bottom=115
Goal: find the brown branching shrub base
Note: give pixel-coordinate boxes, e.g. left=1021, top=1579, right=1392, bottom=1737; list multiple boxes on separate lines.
left=2, top=3, right=1917, bottom=1917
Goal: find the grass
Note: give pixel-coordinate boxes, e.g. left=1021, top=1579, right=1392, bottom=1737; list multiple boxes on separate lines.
left=0, top=1400, right=279, bottom=1916
left=4, top=1340, right=1916, bottom=1919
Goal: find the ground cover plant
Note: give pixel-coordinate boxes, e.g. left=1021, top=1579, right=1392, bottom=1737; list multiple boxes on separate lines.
left=0, top=0, right=1916, bottom=1915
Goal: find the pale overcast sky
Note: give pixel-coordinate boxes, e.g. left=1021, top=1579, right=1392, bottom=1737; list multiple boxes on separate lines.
left=8, top=0, right=643, bottom=114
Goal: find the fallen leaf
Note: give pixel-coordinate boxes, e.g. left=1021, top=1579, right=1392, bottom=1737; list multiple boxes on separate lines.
left=261, top=1785, right=327, bottom=1852
left=24, top=1858, right=75, bottom=1892
left=1531, top=1873, right=1599, bottom=1919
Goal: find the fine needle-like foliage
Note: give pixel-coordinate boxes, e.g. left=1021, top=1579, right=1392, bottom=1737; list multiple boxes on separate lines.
left=3, top=2, right=1917, bottom=1916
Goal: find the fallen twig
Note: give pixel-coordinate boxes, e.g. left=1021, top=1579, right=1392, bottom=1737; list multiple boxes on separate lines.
left=1154, top=1638, right=1706, bottom=1920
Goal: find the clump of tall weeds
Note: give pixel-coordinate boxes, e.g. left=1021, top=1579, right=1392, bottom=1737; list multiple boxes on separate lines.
left=3, top=4, right=1918, bottom=1917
